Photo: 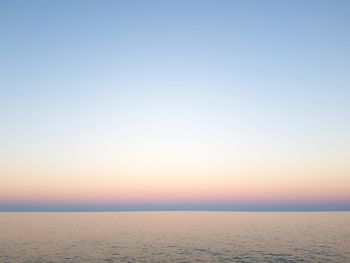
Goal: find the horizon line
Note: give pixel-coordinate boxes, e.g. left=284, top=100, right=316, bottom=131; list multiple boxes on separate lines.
left=1, top=209, right=350, bottom=212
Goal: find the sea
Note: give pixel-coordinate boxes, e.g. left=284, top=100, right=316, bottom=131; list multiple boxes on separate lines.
left=0, top=212, right=349, bottom=262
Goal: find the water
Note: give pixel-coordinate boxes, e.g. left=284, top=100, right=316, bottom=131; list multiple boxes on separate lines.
left=0, top=212, right=349, bottom=262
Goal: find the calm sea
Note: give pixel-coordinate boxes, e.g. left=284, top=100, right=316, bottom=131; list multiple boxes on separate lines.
left=0, top=212, right=349, bottom=262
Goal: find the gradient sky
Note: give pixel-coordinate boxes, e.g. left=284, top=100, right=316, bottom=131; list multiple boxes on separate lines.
left=1, top=0, right=349, bottom=211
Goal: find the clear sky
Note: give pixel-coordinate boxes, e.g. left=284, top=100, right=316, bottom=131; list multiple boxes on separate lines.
left=1, top=0, right=349, bottom=211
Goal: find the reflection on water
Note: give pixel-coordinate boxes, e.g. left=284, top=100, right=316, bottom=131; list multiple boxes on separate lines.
left=0, top=212, right=349, bottom=262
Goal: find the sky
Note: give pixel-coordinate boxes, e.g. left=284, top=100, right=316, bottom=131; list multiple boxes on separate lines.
left=0, top=0, right=349, bottom=211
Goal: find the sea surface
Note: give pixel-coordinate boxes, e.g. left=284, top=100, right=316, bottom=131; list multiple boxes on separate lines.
left=0, top=212, right=349, bottom=263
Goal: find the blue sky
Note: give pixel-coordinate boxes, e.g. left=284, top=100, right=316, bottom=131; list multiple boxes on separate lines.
left=0, top=0, right=349, bottom=211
